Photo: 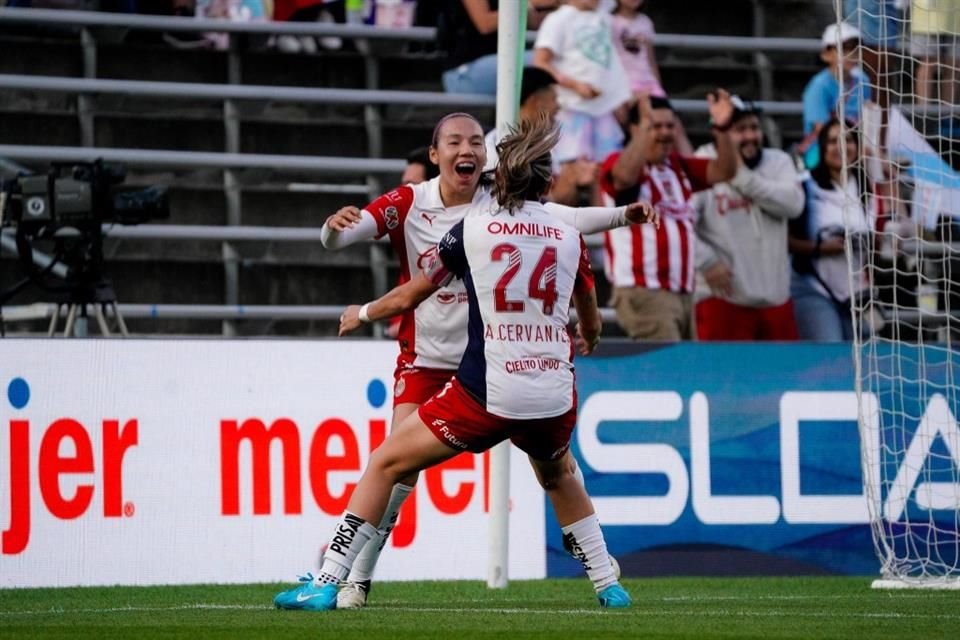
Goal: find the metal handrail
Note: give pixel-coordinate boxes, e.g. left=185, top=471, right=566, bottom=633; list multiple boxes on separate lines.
left=0, top=144, right=407, bottom=173
left=2, top=302, right=620, bottom=323
left=0, top=74, right=496, bottom=109
left=99, top=224, right=329, bottom=242
left=0, top=224, right=605, bottom=247
left=0, top=7, right=823, bottom=52
left=0, top=73, right=806, bottom=115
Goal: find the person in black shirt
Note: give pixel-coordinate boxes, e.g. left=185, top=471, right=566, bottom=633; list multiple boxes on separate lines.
left=439, top=0, right=558, bottom=95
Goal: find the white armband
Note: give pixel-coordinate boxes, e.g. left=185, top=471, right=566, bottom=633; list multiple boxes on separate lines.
left=358, top=303, right=372, bottom=323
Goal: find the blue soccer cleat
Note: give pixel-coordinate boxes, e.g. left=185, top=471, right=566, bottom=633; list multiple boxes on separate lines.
left=274, top=573, right=338, bottom=611
left=597, top=582, right=632, bottom=609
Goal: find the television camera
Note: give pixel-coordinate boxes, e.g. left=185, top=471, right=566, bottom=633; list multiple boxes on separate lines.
left=0, top=160, right=170, bottom=336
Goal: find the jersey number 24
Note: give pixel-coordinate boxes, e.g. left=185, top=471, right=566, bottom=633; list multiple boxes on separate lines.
left=491, top=243, right=558, bottom=315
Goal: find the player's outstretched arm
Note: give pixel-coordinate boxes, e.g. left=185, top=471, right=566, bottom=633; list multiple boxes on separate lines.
left=339, top=272, right=439, bottom=336
left=320, top=206, right=380, bottom=250
left=544, top=201, right=659, bottom=234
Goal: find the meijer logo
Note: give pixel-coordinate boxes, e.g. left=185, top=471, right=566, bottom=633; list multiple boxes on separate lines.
left=219, top=379, right=494, bottom=548
left=2, top=377, right=139, bottom=555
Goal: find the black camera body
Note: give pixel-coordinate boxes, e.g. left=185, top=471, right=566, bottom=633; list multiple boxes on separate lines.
left=2, top=160, right=169, bottom=233
left=0, top=161, right=172, bottom=313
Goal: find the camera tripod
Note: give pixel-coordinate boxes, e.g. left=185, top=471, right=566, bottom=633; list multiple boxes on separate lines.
left=48, top=278, right=129, bottom=338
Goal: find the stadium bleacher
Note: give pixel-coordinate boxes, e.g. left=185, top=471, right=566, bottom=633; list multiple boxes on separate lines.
left=0, top=3, right=830, bottom=337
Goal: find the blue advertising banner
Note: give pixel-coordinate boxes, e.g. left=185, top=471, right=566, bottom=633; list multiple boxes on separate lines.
left=547, top=343, right=959, bottom=578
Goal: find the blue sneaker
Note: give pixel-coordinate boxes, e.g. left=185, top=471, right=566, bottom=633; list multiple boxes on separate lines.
left=274, top=573, right=338, bottom=611
left=597, top=582, right=632, bottom=609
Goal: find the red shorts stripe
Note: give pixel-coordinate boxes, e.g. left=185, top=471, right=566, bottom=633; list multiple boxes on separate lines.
left=418, top=378, right=576, bottom=461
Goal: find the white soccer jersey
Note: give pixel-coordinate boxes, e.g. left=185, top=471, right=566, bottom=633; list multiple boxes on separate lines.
left=360, top=176, right=627, bottom=371
left=364, top=177, right=488, bottom=370
left=429, top=203, right=595, bottom=420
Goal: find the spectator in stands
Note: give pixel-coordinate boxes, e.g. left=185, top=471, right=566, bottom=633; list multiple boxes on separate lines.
left=789, top=117, right=875, bottom=341
left=438, top=1, right=558, bottom=95
left=610, top=0, right=663, bottom=98
left=484, top=66, right=560, bottom=169
left=533, top=0, right=632, bottom=207
left=610, top=0, right=693, bottom=154
left=361, top=0, right=417, bottom=27
left=909, top=0, right=960, bottom=105
left=402, top=146, right=440, bottom=184
left=131, top=0, right=212, bottom=49
left=692, top=98, right=804, bottom=341
left=600, top=91, right=738, bottom=341
left=273, top=0, right=345, bottom=53
left=197, top=0, right=267, bottom=50
left=482, top=66, right=592, bottom=206
left=801, top=22, right=873, bottom=169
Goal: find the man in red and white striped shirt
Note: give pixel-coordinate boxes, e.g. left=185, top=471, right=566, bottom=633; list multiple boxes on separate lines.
left=600, top=91, right=738, bottom=340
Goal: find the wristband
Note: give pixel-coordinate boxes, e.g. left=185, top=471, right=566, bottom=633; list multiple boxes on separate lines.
left=358, top=303, right=371, bottom=323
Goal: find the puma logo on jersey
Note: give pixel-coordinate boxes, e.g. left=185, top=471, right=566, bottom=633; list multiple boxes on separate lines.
left=421, top=212, right=437, bottom=226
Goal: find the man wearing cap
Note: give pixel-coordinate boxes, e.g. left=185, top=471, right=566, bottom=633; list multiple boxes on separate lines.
left=801, top=22, right=873, bottom=168
left=692, top=99, right=805, bottom=341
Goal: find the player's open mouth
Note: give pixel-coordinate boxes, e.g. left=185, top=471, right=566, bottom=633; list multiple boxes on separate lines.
left=455, top=161, right=476, bottom=177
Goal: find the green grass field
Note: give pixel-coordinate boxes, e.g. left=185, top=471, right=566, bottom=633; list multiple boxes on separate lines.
left=1, top=577, right=957, bottom=639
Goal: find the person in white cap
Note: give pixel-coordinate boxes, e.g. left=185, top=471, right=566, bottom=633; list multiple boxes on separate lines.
left=800, top=22, right=873, bottom=168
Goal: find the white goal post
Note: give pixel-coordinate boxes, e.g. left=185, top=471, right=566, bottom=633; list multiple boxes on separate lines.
left=839, top=0, right=960, bottom=589
left=487, top=0, right=527, bottom=590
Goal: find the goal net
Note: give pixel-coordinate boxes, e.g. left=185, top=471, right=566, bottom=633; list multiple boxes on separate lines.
left=840, top=0, right=960, bottom=589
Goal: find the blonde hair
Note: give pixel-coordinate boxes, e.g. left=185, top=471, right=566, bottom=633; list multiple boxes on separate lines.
left=493, top=113, right=560, bottom=214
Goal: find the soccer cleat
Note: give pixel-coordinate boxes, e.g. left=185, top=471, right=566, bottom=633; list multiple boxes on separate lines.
left=273, top=573, right=338, bottom=611
left=336, top=580, right=371, bottom=609
left=597, top=582, right=632, bottom=609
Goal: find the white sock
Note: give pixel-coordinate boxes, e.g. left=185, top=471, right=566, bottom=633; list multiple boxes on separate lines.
left=346, top=483, right=414, bottom=583
left=561, top=514, right=617, bottom=592
left=314, top=511, right=377, bottom=586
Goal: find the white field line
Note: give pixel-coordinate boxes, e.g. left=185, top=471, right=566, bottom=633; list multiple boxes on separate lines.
left=0, top=603, right=958, bottom=621
left=372, top=593, right=954, bottom=604
left=657, top=593, right=952, bottom=602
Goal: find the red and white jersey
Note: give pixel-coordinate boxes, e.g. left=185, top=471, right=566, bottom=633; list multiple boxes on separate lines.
left=428, top=203, right=595, bottom=420
left=599, top=151, right=711, bottom=293
left=364, top=177, right=491, bottom=370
